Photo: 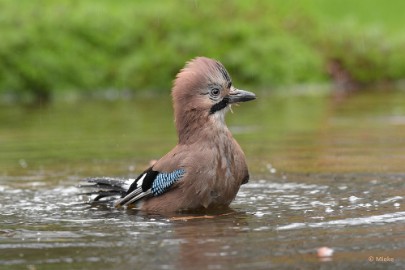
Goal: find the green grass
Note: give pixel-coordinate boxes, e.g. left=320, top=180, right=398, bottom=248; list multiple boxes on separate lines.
left=0, top=0, right=404, bottom=102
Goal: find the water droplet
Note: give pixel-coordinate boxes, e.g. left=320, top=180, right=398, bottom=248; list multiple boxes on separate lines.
left=254, top=212, right=265, bottom=217
left=349, top=196, right=361, bottom=202
left=19, top=159, right=28, bottom=168
left=394, top=203, right=400, bottom=208
left=266, top=163, right=277, bottom=173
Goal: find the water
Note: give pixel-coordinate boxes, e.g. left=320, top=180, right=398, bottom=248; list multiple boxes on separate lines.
left=1, top=92, right=405, bottom=269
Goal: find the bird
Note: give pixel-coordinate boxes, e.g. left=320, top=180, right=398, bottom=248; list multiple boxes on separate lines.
left=82, top=57, right=256, bottom=213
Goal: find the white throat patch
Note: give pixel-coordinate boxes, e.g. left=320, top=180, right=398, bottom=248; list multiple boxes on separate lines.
left=211, top=106, right=228, bottom=127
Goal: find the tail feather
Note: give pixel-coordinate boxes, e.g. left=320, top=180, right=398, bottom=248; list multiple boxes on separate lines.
left=79, top=177, right=132, bottom=202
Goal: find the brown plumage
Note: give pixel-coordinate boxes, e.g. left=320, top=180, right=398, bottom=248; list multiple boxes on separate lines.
left=84, top=57, right=256, bottom=213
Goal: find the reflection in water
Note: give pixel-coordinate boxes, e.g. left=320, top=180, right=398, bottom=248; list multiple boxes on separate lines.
left=172, top=216, right=246, bottom=269
left=1, top=93, right=405, bottom=269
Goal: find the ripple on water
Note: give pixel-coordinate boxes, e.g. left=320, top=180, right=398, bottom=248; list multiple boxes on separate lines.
left=0, top=173, right=404, bottom=269
left=277, top=211, right=405, bottom=230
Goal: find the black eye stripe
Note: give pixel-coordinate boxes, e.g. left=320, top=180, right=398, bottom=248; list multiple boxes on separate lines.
left=210, top=96, right=229, bottom=114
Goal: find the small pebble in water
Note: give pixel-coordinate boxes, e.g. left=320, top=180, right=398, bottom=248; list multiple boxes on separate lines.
left=317, top=246, right=334, bottom=257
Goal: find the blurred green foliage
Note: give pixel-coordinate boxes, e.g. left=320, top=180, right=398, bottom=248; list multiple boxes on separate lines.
left=0, top=0, right=404, bottom=102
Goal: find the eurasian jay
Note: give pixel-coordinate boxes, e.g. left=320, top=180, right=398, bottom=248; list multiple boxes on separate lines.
left=83, top=57, right=256, bottom=212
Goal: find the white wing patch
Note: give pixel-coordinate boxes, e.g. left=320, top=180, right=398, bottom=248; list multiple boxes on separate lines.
left=123, top=178, right=136, bottom=191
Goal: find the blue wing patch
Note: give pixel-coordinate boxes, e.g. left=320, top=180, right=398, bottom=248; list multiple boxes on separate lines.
left=151, top=169, right=185, bottom=196
left=115, top=168, right=185, bottom=207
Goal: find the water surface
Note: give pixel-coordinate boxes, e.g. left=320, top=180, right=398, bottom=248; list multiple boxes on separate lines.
left=1, top=92, right=404, bottom=269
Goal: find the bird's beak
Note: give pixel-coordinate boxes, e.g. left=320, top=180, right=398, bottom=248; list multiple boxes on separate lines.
left=228, top=87, right=256, bottom=104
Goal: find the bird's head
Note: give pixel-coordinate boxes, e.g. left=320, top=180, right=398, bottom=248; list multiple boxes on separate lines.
left=172, top=57, right=256, bottom=141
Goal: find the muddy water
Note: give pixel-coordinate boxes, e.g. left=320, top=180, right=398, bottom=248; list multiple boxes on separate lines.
left=1, top=92, right=404, bottom=269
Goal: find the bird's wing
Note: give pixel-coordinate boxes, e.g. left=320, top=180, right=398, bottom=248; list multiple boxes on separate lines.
left=114, top=167, right=185, bottom=207
left=80, top=177, right=132, bottom=201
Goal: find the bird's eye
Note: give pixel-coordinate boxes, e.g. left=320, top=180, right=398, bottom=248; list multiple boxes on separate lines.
left=210, top=87, right=220, bottom=97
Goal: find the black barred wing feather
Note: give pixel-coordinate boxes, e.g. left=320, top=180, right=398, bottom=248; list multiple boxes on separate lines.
left=80, top=177, right=133, bottom=201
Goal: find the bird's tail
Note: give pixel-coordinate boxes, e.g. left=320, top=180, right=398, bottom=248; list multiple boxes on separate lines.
left=79, top=177, right=132, bottom=202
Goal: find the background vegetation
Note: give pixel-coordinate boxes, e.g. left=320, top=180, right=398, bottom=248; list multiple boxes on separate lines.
left=1, top=0, right=404, bottom=103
